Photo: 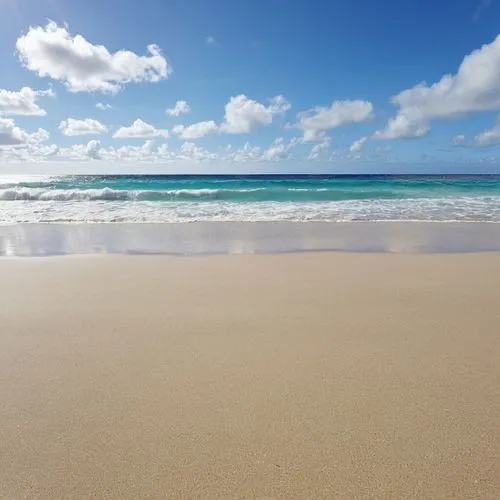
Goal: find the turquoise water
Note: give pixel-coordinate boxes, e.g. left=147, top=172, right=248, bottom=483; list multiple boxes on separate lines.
left=0, top=175, right=499, bottom=223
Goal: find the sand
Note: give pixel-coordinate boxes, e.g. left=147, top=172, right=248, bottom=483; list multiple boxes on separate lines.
left=0, top=253, right=499, bottom=499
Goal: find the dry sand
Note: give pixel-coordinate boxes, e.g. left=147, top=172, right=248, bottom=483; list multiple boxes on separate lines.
left=0, top=253, right=499, bottom=499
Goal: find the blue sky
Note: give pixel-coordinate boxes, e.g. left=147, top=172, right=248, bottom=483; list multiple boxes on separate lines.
left=1, top=0, right=500, bottom=173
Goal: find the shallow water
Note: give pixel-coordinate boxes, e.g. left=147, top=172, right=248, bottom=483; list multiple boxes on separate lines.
left=1, top=174, right=500, bottom=223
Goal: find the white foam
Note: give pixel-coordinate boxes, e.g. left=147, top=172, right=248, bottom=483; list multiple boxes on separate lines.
left=1, top=196, right=500, bottom=224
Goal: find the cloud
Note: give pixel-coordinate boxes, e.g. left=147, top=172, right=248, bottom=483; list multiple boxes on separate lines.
left=261, top=137, right=298, bottom=161
left=16, top=21, right=170, bottom=93
left=172, top=120, right=218, bottom=139
left=113, top=119, right=168, bottom=138
left=225, top=138, right=298, bottom=162
left=375, top=34, right=500, bottom=139
left=85, top=140, right=102, bottom=159
left=206, top=36, right=217, bottom=45
left=57, top=140, right=103, bottom=160
left=0, top=87, right=54, bottom=116
left=166, top=100, right=191, bottom=117
left=308, top=137, right=331, bottom=160
left=453, top=134, right=466, bottom=146
left=171, top=95, right=290, bottom=139
left=349, top=136, right=368, bottom=153
left=374, top=115, right=429, bottom=140
left=228, top=143, right=262, bottom=162
left=294, top=100, right=373, bottom=141
left=0, top=117, right=49, bottom=146
left=95, top=102, right=112, bottom=110
left=177, top=141, right=217, bottom=161
left=0, top=142, right=58, bottom=162
left=59, top=118, right=108, bottom=136
left=220, top=95, right=290, bottom=134
left=475, top=119, right=500, bottom=146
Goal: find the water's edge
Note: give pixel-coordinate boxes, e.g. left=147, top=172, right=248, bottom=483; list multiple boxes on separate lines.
left=2, top=221, right=500, bottom=257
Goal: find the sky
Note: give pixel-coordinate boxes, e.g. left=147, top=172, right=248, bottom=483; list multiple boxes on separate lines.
left=2, top=0, right=500, bottom=174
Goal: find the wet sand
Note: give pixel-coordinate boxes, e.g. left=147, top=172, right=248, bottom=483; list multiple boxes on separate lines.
left=1, top=253, right=499, bottom=498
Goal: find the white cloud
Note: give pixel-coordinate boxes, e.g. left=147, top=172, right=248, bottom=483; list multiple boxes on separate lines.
left=86, top=140, right=102, bottom=159
left=261, top=137, right=298, bottom=161
left=0, top=118, right=49, bottom=146
left=57, top=140, right=102, bottom=160
left=172, top=120, right=218, bottom=139
left=59, top=118, right=108, bottom=136
left=0, top=118, right=27, bottom=146
left=166, top=100, right=190, bottom=116
left=375, top=35, right=500, bottom=139
left=171, top=95, right=290, bottom=139
left=453, top=134, right=466, bottom=146
left=16, top=21, right=170, bottom=94
left=0, top=142, right=58, bottom=162
left=0, top=87, right=54, bottom=116
left=475, top=120, right=500, bottom=146
left=228, top=143, right=262, bottom=162
left=113, top=119, right=169, bottom=138
left=349, top=136, right=368, bottom=153
left=220, top=95, right=291, bottom=134
left=96, top=102, right=112, bottom=110
left=177, top=141, right=217, bottom=161
left=374, top=115, right=429, bottom=140
left=295, top=100, right=373, bottom=141
left=224, top=138, right=298, bottom=163
left=308, top=137, right=331, bottom=160
left=206, top=36, right=217, bottom=45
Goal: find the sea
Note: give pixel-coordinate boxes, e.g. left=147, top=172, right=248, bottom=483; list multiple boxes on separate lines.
left=0, top=174, right=499, bottom=224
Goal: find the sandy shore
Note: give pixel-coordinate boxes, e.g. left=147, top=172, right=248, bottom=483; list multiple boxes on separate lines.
left=1, top=253, right=499, bottom=499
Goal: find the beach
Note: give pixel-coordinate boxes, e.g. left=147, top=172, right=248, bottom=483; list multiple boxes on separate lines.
left=1, top=252, right=499, bottom=499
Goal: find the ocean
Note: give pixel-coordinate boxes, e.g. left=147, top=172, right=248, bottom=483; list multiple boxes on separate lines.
left=1, top=174, right=499, bottom=224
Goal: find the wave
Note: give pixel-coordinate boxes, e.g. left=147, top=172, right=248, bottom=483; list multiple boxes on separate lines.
left=0, top=186, right=445, bottom=202
left=0, top=187, right=250, bottom=201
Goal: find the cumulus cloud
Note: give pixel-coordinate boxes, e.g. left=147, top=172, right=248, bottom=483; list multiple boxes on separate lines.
left=96, top=102, right=112, bottom=110
left=294, top=100, right=373, bottom=141
left=59, top=118, right=108, bottom=136
left=220, top=95, right=291, bottom=134
left=0, top=118, right=49, bottom=146
left=113, top=119, right=168, bottom=138
left=0, top=87, right=54, bottom=116
left=374, top=115, right=429, bottom=140
left=85, top=140, right=102, bottom=159
left=206, top=36, right=217, bottom=45
left=166, top=100, right=190, bottom=116
left=0, top=142, right=58, bottom=162
left=349, top=136, right=368, bottom=153
left=375, top=35, right=500, bottom=139
left=16, top=21, right=170, bottom=93
left=177, top=141, right=217, bottom=161
left=171, top=95, right=290, bottom=139
left=57, top=141, right=102, bottom=160
left=475, top=119, right=500, bottom=146
left=307, top=137, right=331, bottom=160
left=224, top=138, right=297, bottom=163
left=172, top=120, right=218, bottom=139
left=261, top=137, right=298, bottom=161
left=228, top=143, right=262, bottom=162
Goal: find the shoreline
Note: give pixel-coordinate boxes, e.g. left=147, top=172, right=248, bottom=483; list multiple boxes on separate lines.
left=2, top=221, right=500, bottom=256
